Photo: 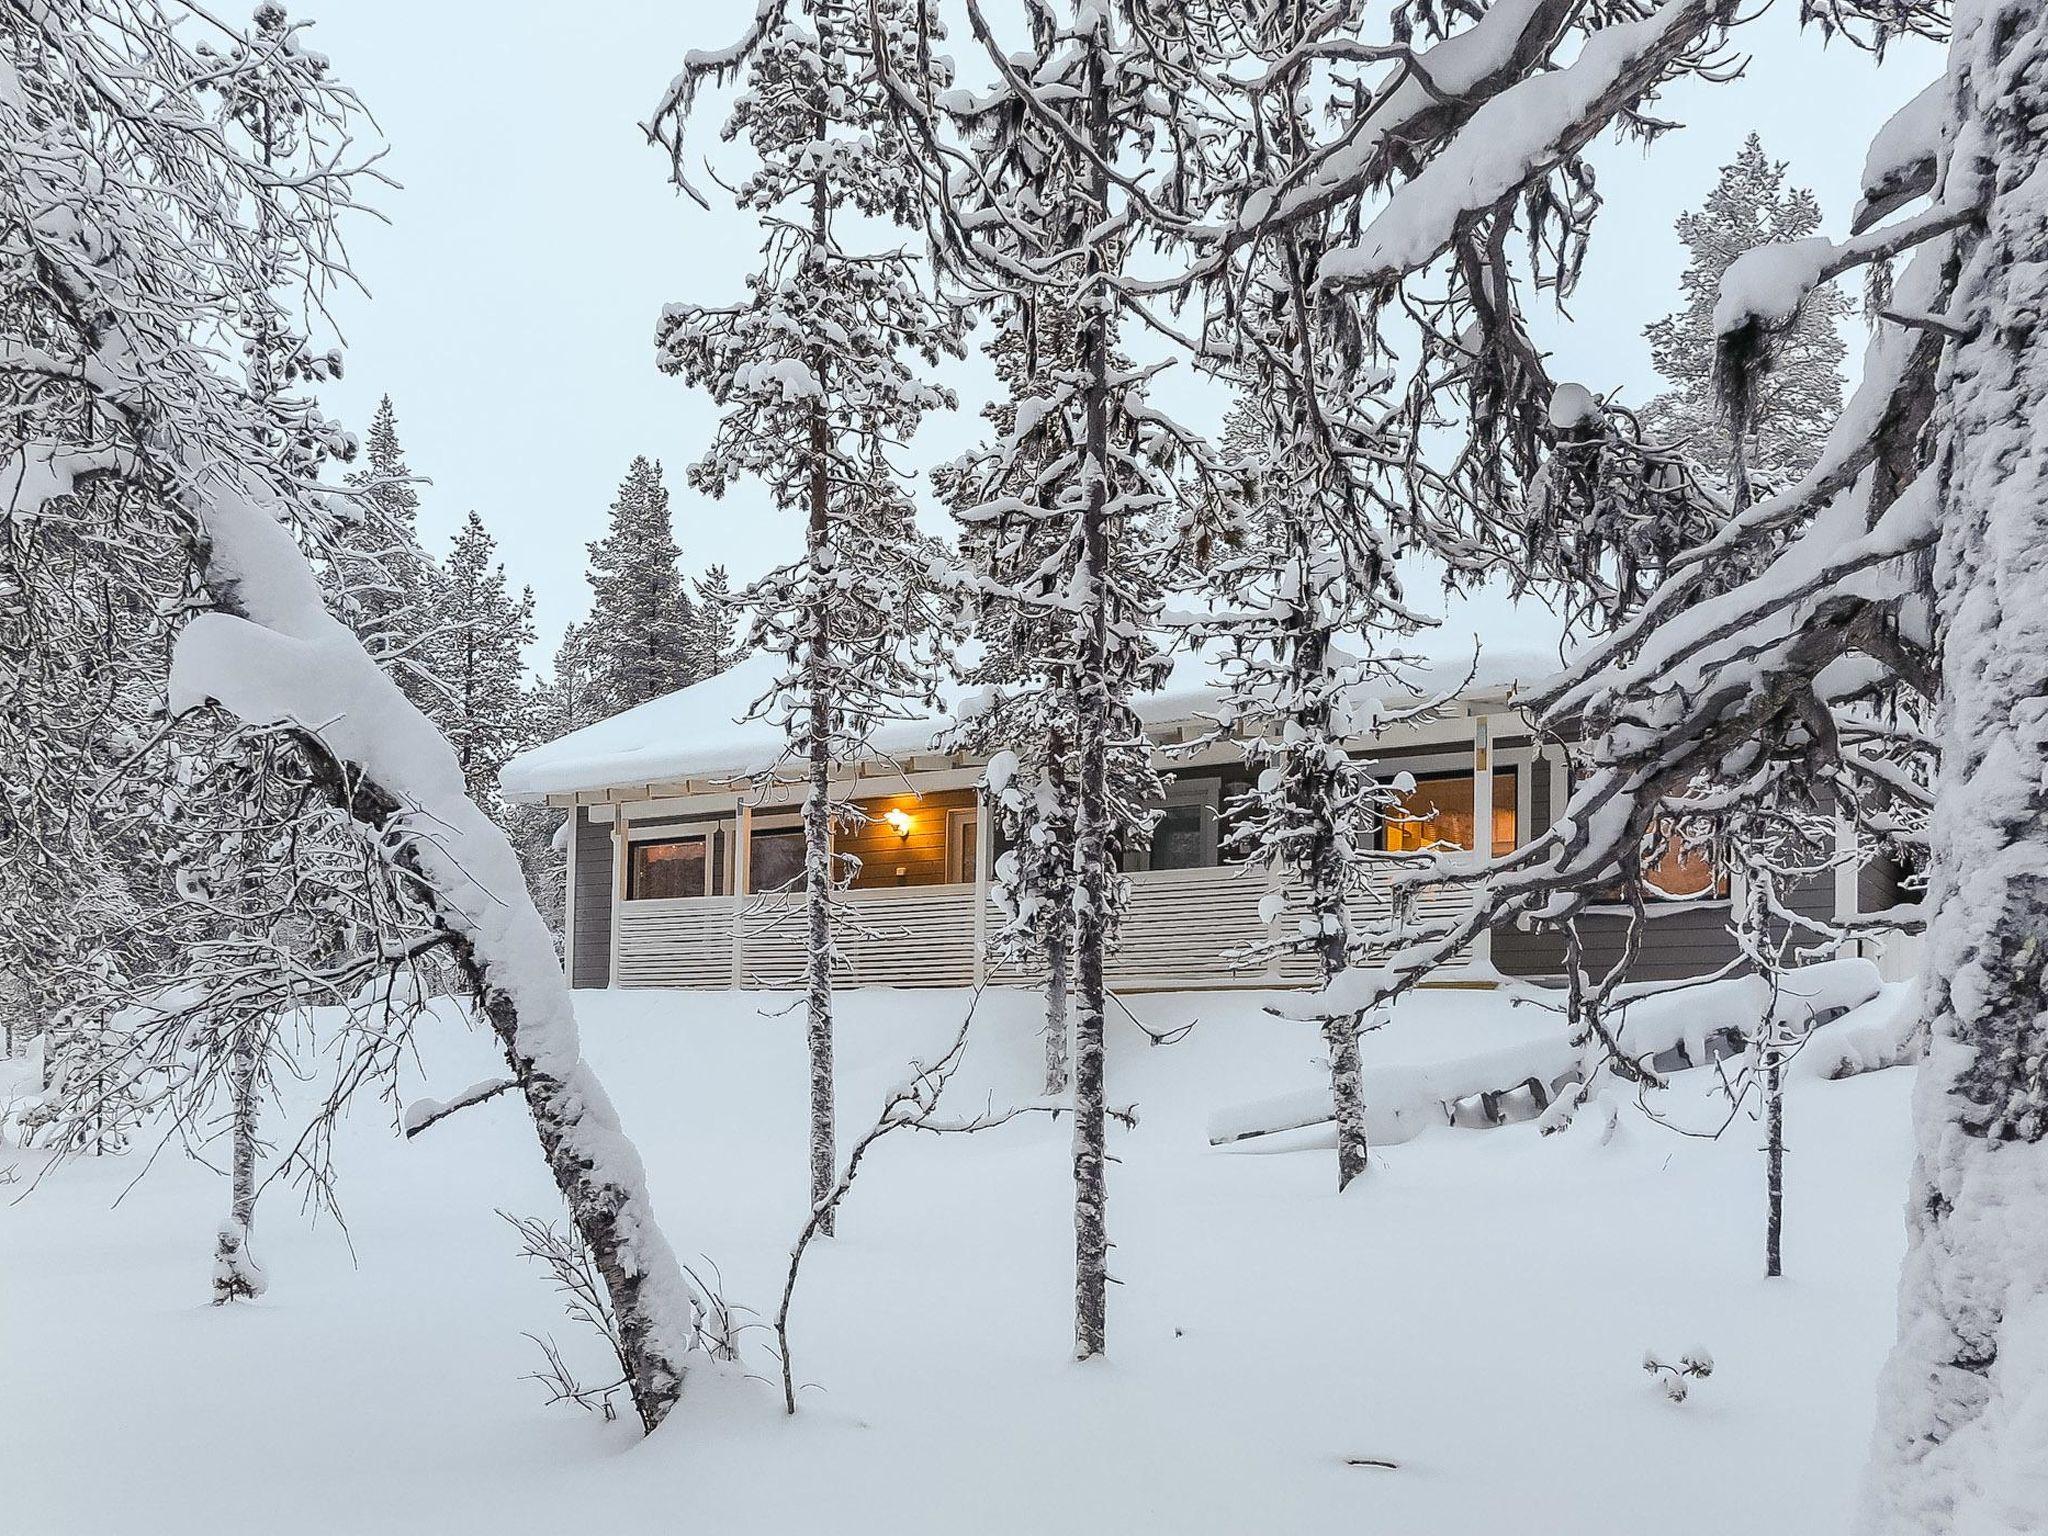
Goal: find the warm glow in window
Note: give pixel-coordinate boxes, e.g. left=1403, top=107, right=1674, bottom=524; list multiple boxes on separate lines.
left=1641, top=821, right=1722, bottom=898
left=1383, top=770, right=1518, bottom=857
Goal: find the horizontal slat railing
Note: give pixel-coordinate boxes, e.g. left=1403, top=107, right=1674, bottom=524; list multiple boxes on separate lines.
left=613, top=868, right=1480, bottom=991
left=1107, top=865, right=1276, bottom=989
left=615, top=896, right=739, bottom=989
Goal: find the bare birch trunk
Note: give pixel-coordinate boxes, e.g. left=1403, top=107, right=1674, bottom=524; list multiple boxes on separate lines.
left=1069, top=27, right=1114, bottom=1363
left=210, top=1017, right=265, bottom=1302
left=1864, top=9, right=2048, bottom=1525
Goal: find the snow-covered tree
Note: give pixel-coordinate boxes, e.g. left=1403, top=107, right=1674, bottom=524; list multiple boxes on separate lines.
left=335, top=395, right=439, bottom=701
left=1642, top=134, right=1851, bottom=503
left=688, top=562, right=740, bottom=680
left=428, top=511, right=536, bottom=813
left=580, top=455, right=699, bottom=719
left=1157, top=0, right=2024, bottom=1523
left=934, top=200, right=1091, bottom=1097
left=1, top=0, right=715, bottom=1428
left=650, top=0, right=963, bottom=1235
left=878, top=0, right=1235, bottom=1355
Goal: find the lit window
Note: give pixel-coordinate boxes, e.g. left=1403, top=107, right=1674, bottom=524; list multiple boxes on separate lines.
left=1641, top=820, right=1722, bottom=898
left=1383, top=770, right=1518, bottom=857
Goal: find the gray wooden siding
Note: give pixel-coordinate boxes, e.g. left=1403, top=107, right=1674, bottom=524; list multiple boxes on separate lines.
left=1859, top=853, right=1904, bottom=915
left=571, top=807, right=614, bottom=990
left=1491, top=749, right=1842, bottom=983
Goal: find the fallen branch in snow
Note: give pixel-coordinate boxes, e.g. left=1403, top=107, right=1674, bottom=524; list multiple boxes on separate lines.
left=1109, top=989, right=1197, bottom=1049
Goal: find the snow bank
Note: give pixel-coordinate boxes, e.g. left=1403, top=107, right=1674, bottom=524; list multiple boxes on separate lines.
left=1219, top=961, right=1887, bottom=1145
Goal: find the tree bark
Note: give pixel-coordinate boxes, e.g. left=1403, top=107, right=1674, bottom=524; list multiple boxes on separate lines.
left=1069, top=23, right=1114, bottom=1363
left=1044, top=917, right=1071, bottom=1097
left=1298, top=612, right=1370, bottom=1191
left=210, top=1015, right=265, bottom=1303
left=1763, top=1034, right=1783, bottom=1280
left=802, top=89, right=838, bottom=1236
left=1863, top=8, right=2048, bottom=1526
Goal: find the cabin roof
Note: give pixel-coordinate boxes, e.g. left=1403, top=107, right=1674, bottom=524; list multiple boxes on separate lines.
left=499, top=639, right=1558, bottom=803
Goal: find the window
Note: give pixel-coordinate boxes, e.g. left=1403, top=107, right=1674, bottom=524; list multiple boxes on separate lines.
left=1133, top=776, right=1221, bottom=872
left=1383, top=770, right=1518, bottom=858
left=627, top=836, right=708, bottom=900
left=945, top=808, right=979, bottom=885
left=748, top=827, right=806, bottom=893
left=1640, top=819, right=1724, bottom=899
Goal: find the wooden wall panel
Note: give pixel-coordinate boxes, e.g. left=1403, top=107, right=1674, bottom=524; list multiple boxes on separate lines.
left=841, top=788, right=977, bottom=890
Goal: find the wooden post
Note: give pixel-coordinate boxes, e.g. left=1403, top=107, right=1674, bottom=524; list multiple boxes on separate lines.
left=1467, top=712, right=1494, bottom=971
left=609, top=800, right=629, bottom=989
left=1833, top=805, right=1860, bottom=952
left=972, top=785, right=991, bottom=985
left=732, top=795, right=752, bottom=991
left=563, top=804, right=579, bottom=983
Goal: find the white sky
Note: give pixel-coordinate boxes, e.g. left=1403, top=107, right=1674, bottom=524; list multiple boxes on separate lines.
left=310, top=0, right=1941, bottom=666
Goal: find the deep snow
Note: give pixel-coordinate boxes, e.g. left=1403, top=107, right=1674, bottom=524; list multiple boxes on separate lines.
left=1, top=983, right=1914, bottom=1535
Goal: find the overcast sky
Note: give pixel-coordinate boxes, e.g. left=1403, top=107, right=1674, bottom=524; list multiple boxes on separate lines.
left=309, top=0, right=1940, bottom=666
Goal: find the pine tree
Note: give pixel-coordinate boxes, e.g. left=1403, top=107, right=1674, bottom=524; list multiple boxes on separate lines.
left=580, top=456, right=699, bottom=719
left=887, top=0, right=1233, bottom=1354
left=652, top=0, right=963, bottom=1236
left=336, top=395, right=439, bottom=700
left=689, top=564, right=739, bottom=680
left=429, top=511, right=537, bottom=813
left=1642, top=134, right=1850, bottom=496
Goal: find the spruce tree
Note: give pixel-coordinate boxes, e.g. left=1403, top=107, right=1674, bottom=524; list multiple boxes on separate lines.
left=581, top=456, right=699, bottom=718
left=689, top=564, right=739, bottom=680
left=1641, top=134, right=1850, bottom=494
left=886, top=0, right=1232, bottom=1354
left=430, top=511, right=537, bottom=813
left=335, top=394, right=438, bottom=699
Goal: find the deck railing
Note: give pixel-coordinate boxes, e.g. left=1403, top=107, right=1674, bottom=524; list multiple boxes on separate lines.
left=612, top=865, right=1478, bottom=991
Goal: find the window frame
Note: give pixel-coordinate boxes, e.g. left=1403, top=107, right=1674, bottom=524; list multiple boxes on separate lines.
left=624, top=830, right=714, bottom=902
left=944, top=806, right=980, bottom=886
left=1130, top=774, right=1223, bottom=873
left=1380, top=767, right=1520, bottom=859
left=744, top=817, right=808, bottom=895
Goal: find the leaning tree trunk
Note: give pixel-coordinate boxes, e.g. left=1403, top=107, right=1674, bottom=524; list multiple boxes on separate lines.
left=1863, top=6, right=2048, bottom=1528
left=6, top=36, right=708, bottom=1440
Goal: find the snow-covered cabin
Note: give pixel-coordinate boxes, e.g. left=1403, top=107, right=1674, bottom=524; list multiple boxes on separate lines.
left=501, top=648, right=1898, bottom=992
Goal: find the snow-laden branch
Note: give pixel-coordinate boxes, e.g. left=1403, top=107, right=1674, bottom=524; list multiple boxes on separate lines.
left=1314, top=0, right=1727, bottom=288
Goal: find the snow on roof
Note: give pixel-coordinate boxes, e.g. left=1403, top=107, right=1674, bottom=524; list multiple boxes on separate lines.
left=500, top=640, right=1554, bottom=801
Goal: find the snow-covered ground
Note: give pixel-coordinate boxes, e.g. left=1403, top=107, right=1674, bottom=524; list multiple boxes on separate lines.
left=1, top=982, right=1914, bottom=1535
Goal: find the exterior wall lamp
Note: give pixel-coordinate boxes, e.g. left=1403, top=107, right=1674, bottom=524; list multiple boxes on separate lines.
left=883, top=808, right=914, bottom=840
